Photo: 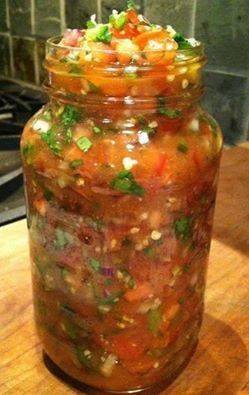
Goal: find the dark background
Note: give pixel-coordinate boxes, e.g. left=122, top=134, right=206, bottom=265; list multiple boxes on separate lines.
left=0, top=0, right=248, bottom=144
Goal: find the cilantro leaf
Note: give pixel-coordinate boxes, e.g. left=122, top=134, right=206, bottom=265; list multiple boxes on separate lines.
left=89, top=259, right=101, bottom=272
left=61, top=105, right=81, bottom=126
left=110, top=170, right=145, bottom=196
left=70, top=159, right=84, bottom=169
left=127, top=0, right=138, bottom=10
left=173, top=216, right=192, bottom=241
left=41, top=129, right=61, bottom=155
left=96, top=25, right=112, bottom=44
left=76, top=136, right=92, bottom=152
left=109, top=12, right=128, bottom=30
left=157, top=97, right=182, bottom=119
left=173, top=32, right=192, bottom=50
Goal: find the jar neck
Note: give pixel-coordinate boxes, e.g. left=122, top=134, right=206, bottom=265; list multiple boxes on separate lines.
left=44, top=43, right=206, bottom=111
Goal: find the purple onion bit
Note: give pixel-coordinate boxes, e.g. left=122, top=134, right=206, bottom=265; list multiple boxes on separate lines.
left=101, top=267, right=114, bottom=277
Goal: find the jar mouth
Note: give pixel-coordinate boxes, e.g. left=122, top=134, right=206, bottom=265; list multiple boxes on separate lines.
left=46, top=36, right=205, bottom=63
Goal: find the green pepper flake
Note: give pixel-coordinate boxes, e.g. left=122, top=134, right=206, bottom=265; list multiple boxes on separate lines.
left=173, top=216, right=192, bottom=241
left=41, top=129, right=61, bottom=156
left=110, top=170, right=145, bottom=197
left=178, top=296, right=185, bottom=305
left=96, top=25, right=112, bottom=44
left=76, top=346, right=94, bottom=369
left=65, top=127, right=72, bottom=143
left=64, top=320, right=77, bottom=339
left=93, top=125, right=103, bottom=134
left=76, top=136, right=93, bottom=152
left=44, top=188, right=53, bottom=201
left=143, top=246, right=154, bottom=257
left=177, top=141, right=189, bottom=153
left=88, top=80, right=100, bottom=93
left=61, top=104, right=81, bottom=126
left=109, top=12, right=128, bottom=30
left=54, top=228, right=70, bottom=249
left=148, top=308, right=162, bottom=336
left=69, top=65, right=83, bottom=75
left=70, top=159, right=84, bottom=169
left=22, top=142, right=35, bottom=164
left=158, top=106, right=182, bottom=118
left=173, top=32, right=192, bottom=50
left=89, top=259, right=101, bottom=272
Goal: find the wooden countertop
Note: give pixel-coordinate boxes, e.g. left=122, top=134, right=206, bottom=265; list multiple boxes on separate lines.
left=1, top=144, right=249, bottom=395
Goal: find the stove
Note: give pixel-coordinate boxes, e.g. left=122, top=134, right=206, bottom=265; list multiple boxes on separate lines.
left=0, top=79, right=47, bottom=226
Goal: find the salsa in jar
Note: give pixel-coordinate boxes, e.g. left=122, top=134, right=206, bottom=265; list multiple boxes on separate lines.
left=21, top=1, right=222, bottom=393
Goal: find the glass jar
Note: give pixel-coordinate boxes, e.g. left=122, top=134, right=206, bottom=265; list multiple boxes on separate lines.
left=21, top=38, right=222, bottom=393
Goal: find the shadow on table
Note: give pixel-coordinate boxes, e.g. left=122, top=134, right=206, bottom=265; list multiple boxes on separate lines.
left=162, top=313, right=248, bottom=395
left=43, top=314, right=248, bottom=395
left=212, top=146, right=249, bottom=256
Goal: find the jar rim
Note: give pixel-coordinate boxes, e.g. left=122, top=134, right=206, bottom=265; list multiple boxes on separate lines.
left=46, top=35, right=204, bottom=59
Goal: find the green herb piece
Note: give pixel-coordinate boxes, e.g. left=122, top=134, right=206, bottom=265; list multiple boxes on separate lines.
left=143, top=246, right=154, bottom=257
left=158, top=106, right=182, bottom=118
left=99, top=290, right=123, bottom=306
left=89, top=259, right=101, bottom=272
left=141, top=126, right=156, bottom=136
left=177, top=141, right=188, bottom=153
left=61, top=104, right=81, bottom=126
left=96, top=25, right=112, bottom=44
left=110, top=170, right=145, bottom=196
left=178, top=296, right=185, bottom=305
left=64, top=320, right=77, bottom=339
left=137, top=115, right=147, bottom=126
left=69, top=65, right=83, bottom=75
left=43, top=111, right=52, bottom=122
left=41, top=129, right=61, bottom=156
left=34, top=258, right=47, bottom=276
left=61, top=267, right=70, bottom=281
left=70, top=159, right=84, bottom=169
left=44, top=189, right=53, bottom=201
left=148, top=308, right=162, bottom=336
left=54, top=228, right=70, bottom=249
left=93, top=125, right=103, bottom=134
left=109, top=12, right=128, bottom=30
left=88, top=80, right=100, bottom=93
left=157, top=97, right=182, bottom=118
left=76, top=136, right=92, bottom=152
left=87, top=20, right=96, bottom=29
left=22, top=142, right=35, bottom=164
left=127, top=0, right=138, bottom=10
left=59, top=57, right=68, bottom=64
left=173, top=216, right=192, bottom=241
left=173, top=32, right=192, bottom=50
left=76, top=346, right=95, bottom=370
left=65, top=127, right=72, bottom=143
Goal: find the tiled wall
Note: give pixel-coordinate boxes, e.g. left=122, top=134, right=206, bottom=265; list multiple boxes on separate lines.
left=0, top=0, right=248, bottom=143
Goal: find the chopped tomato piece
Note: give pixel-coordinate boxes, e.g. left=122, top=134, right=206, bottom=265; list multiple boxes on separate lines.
left=125, top=282, right=153, bottom=302
left=134, top=30, right=169, bottom=49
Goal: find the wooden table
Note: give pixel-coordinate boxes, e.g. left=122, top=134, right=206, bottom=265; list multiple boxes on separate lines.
left=1, top=144, right=249, bottom=395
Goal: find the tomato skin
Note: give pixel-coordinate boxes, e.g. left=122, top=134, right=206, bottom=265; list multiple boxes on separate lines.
left=127, top=10, right=139, bottom=25
left=155, top=153, right=168, bottom=177
left=108, top=331, right=151, bottom=360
